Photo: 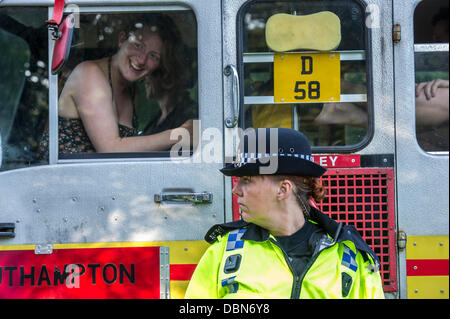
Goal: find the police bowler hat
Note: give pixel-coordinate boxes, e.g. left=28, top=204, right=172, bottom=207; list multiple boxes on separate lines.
left=220, top=128, right=326, bottom=177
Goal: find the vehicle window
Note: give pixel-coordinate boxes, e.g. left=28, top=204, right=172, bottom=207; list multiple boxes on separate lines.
left=0, top=7, right=49, bottom=172
left=414, top=0, right=449, bottom=153
left=239, top=0, right=369, bottom=149
left=44, top=9, right=198, bottom=160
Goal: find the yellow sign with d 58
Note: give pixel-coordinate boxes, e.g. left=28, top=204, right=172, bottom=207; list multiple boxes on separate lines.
left=274, top=53, right=340, bottom=103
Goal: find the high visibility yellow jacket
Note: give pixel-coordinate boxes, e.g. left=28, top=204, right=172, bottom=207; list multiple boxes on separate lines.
left=185, top=208, right=385, bottom=299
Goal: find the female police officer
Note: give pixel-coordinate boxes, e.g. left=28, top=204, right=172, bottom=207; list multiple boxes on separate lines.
left=185, top=128, right=384, bottom=299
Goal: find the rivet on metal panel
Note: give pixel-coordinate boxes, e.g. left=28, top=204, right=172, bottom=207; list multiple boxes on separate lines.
left=439, top=242, right=444, bottom=246
left=441, top=289, right=445, bottom=293
left=414, top=289, right=419, bottom=293
left=413, top=242, right=417, bottom=246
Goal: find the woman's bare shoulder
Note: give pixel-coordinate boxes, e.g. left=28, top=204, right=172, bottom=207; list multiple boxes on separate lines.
left=65, top=60, right=111, bottom=101
left=70, top=60, right=107, bottom=83
left=65, top=59, right=112, bottom=110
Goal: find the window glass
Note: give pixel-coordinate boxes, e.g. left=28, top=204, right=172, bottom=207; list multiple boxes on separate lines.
left=41, top=10, right=198, bottom=160
left=0, top=8, right=49, bottom=172
left=240, top=0, right=369, bottom=148
left=414, top=0, right=449, bottom=152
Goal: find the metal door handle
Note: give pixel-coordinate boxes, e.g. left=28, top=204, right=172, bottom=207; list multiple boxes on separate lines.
left=224, top=64, right=240, bottom=128
left=154, top=192, right=213, bottom=204
left=0, top=223, right=15, bottom=239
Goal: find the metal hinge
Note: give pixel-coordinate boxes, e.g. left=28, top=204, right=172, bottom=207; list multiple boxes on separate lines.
left=159, top=246, right=170, bottom=299
left=393, top=24, right=401, bottom=43
left=397, top=231, right=407, bottom=250
left=35, top=244, right=53, bottom=255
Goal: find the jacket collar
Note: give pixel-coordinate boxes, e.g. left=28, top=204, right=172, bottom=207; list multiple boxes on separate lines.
left=242, top=206, right=339, bottom=242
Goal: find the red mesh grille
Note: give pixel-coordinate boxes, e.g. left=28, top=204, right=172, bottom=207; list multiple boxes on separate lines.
left=231, top=167, right=397, bottom=292
left=317, top=168, right=397, bottom=292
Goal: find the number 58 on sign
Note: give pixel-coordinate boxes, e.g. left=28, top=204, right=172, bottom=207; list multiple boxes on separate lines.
left=274, top=53, right=340, bottom=103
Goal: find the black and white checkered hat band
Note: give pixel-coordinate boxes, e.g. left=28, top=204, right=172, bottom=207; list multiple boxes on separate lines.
left=234, top=152, right=313, bottom=167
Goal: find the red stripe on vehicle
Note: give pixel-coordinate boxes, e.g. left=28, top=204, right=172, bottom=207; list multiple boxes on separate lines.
left=170, top=264, right=197, bottom=281
left=406, top=259, right=449, bottom=276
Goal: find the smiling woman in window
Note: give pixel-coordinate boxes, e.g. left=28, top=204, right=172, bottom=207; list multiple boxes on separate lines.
left=38, top=13, right=193, bottom=160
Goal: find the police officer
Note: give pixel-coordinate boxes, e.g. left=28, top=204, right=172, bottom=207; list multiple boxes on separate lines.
left=185, top=128, right=384, bottom=299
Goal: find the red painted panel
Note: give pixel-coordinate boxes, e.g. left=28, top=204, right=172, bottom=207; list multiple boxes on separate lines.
left=312, top=154, right=360, bottom=168
left=406, top=259, right=449, bottom=276
left=0, top=246, right=161, bottom=299
left=170, top=264, right=197, bottom=281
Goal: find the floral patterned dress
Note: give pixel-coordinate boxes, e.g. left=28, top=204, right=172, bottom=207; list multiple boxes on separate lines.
left=37, top=116, right=138, bottom=160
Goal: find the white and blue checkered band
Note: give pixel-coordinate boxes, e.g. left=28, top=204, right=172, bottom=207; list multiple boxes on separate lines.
left=233, top=152, right=314, bottom=167
left=221, top=276, right=236, bottom=286
left=342, top=245, right=358, bottom=272
left=221, top=276, right=239, bottom=293
left=226, top=228, right=247, bottom=251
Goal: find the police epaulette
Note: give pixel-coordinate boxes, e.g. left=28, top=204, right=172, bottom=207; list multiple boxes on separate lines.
left=339, top=224, right=381, bottom=268
left=204, top=220, right=249, bottom=244
left=310, top=207, right=380, bottom=267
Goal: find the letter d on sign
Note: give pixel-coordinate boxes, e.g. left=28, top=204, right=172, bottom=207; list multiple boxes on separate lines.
left=301, top=56, right=313, bottom=75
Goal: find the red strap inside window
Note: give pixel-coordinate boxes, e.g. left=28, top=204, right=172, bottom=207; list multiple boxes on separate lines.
left=46, top=0, right=65, bottom=25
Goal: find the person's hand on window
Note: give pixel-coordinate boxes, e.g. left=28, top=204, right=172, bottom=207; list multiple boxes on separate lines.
left=415, top=79, right=449, bottom=100
left=415, top=79, right=449, bottom=126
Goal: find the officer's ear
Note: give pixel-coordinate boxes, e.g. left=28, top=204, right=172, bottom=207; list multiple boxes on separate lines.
left=277, top=179, right=294, bottom=200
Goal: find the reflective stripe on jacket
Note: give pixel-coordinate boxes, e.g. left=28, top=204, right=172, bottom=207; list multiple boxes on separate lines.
left=185, top=208, right=385, bottom=299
